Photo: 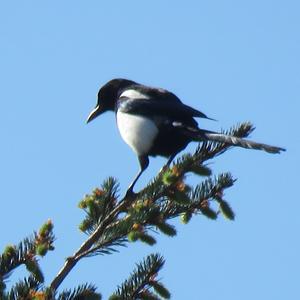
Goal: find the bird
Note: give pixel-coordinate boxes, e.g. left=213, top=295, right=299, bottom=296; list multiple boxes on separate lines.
left=86, top=78, right=285, bottom=196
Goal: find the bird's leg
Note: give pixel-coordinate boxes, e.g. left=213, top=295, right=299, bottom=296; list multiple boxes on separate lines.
left=166, top=153, right=177, bottom=167
left=125, top=155, right=149, bottom=198
left=159, top=153, right=177, bottom=173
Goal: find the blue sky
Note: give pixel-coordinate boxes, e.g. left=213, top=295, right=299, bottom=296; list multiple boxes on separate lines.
left=0, top=1, right=299, bottom=299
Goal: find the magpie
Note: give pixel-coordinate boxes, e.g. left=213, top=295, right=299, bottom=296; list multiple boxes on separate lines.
left=87, top=78, right=285, bottom=196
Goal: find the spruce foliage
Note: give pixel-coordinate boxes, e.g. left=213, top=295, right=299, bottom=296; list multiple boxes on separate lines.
left=1, top=122, right=259, bottom=299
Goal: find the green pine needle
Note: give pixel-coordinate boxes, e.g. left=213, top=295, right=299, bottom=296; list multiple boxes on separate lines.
left=0, top=225, right=54, bottom=282
left=78, top=177, right=119, bottom=235
left=139, top=233, right=157, bottom=246
left=139, top=291, right=161, bottom=300
left=58, top=283, right=101, bottom=300
left=39, top=220, right=54, bottom=238
left=2, top=245, right=16, bottom=259
left=189, top=164, right=212, bottom=177
left=156, top=222, right=177, bottom=237
left=25, top=260, right=44, bottom=283
left=128, top=231, right=141, bottom=242
left=199, top=206, right=218, bottom=220
left=151, top=281, right=171, bottom=299
left=35, top=244, right=48, bottom=257
left=218, top=199, right=235, bottom=220
left=108, top=295, right=122, bottom=300
left=162, top=169, right=178, bottom=186
left=168, top=190, right=191, bottom=206
left=6, top=276, right=41, bottom=300
left=111, top=253, right=167, bottom=299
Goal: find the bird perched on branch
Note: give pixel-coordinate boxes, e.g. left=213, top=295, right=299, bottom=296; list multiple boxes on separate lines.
left=87, top=78, right=285, bottom=196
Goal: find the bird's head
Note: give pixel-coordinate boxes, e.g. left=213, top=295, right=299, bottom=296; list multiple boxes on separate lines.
left=86, top=78, right=136, bottom=123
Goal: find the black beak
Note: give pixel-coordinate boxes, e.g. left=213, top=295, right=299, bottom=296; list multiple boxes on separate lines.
left=86, top=105, right=103, bottom=124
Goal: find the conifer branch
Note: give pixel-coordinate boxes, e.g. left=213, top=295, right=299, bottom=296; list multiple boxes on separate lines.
left=109, top=253, right=170, bottom=300
left=57, top=283, right=101, bottom=300
left=5, top=276, right=42, bottom=300
left=0, top=220, right=54, bottom=290
left=50, top=123, right=253, bottom=292
left=1, top=122, right=259, bottom=298
left=50, top=179, right=132, bottom=290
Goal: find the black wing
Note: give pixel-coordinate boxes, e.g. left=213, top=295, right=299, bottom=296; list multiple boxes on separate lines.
left=117, top=84, right=212, bottom=122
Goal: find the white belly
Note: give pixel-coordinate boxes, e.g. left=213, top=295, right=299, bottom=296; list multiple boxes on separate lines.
left=116, top=111, right=158, bottom=155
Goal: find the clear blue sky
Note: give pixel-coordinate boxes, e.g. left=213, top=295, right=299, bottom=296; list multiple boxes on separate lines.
left=1, top=1, right=299, bottom=299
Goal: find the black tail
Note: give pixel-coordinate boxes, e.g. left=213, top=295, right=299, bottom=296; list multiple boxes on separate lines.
left=201, top=131, right=285, bottom=154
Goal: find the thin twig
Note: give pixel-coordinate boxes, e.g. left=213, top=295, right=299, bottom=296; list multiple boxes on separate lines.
left=50, top=197, right=130, bottom=290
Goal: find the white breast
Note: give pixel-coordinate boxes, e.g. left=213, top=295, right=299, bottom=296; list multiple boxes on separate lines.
left=116, top=111, right=158, bottom=155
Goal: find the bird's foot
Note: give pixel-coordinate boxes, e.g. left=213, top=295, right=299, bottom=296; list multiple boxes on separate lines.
left=125, top=188, right=138, bottom=200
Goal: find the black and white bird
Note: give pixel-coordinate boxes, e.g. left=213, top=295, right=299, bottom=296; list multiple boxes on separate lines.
left=87, top=78, right=285, bottom=195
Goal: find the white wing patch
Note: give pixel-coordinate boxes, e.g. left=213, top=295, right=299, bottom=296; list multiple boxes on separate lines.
left=119, top=89, right=150, bottom=100
left=172, top=121, right=183, bottom=127
left=116, top=111, right=158, bottom=155
left=172, top=121, right=198, bottom=133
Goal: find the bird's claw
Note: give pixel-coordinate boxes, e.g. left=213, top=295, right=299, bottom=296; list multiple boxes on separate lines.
left=125, top=188, right=138, bottom=199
